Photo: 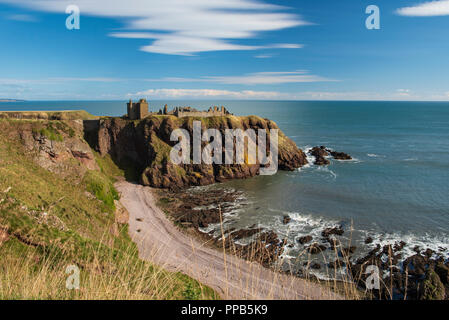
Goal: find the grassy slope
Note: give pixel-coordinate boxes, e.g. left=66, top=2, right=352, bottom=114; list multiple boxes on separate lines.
left=0, top=119, right=217, bottom=300
left=0, top=110, right=98, bottom=120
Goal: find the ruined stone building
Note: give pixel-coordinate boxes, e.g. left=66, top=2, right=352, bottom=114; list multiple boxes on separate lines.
left=158, top=105, right=232, bottom=118
left=127, top=99, right=149, bottom=120
left=126, top=99, right=232, bottom=119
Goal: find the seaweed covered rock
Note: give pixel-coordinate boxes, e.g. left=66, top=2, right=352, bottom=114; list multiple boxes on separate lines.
left=420, top=270, right=446, bottom=300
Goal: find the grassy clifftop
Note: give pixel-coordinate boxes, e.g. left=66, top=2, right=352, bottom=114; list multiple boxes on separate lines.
left=0, top=110, right=98, bottom=120
left=0, top=118, right=217, bottom=299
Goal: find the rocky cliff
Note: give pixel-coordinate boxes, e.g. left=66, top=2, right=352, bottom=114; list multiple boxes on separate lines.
left=86, top=115, right=308, bottom=188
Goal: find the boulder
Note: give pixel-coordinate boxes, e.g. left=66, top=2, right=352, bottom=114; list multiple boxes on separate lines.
left=307, top=243, right=327, bottom=255
left=322, top=226, right=344, bottom=237
left=282, top=215, right=291, bottom=224
left=297, top=235, right=313, bottom=245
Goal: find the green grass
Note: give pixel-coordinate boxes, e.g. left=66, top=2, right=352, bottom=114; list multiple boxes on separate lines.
left=0, top=110, right=98, bottom=120
left=39, top=126, right=64, bottom=142
left=83, top=170, right=119, bottom=212
left=0, top=119, right=218, bottom=300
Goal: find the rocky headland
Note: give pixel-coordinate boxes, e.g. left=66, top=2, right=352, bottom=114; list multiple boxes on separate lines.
left=2, top=110, right=447, bottom=300
left=85, top=115, right=308, bottom=188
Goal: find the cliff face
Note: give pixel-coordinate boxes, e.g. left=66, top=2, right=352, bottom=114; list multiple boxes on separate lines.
left=88, top=115, right=308, bottom=188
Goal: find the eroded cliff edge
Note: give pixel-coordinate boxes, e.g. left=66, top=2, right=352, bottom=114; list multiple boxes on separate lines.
left=85, top=115, right=308, bottom=188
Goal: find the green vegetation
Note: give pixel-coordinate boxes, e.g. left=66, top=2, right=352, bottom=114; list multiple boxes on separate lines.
left=150, top=133, right=172, bottom=165
left=0, top=119, right=218, bottom=300
left=0, top=110, right=98, bottom=120
left=39, top=125, right=64, bottom=142
left=83, top=170, right=119, bottom=212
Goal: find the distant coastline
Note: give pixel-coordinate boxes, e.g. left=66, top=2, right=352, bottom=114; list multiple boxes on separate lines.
left=0, top=99, right=26, bottom=102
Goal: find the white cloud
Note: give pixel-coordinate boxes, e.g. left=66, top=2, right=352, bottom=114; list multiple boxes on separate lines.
left=7, top=14, right=37, bottom=22
left=129, top=88, right=286, bottom=99
left=396, top=89, right=411, bottom=96
left=0, top=77, right=121, bottom=84
left=1, top=0, right=307, bottom=55
left=396, top=0, right=449, bottom=16
left=254, top=54, right=273, bottom=59
left=144, top=71, right=334, bottom=85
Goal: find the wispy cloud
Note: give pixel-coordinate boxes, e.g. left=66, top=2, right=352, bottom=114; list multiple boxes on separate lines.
left=129, top=88, right=286, bottom=99
left=396, top=89, right=411, bottom=96
left=396, top=0, right=449, bottom=16
left=7, top=13, right=37, bottom=22
left=1, top=0, right=308, bottom=55
left=254, top=54, right=273, bottom=59
left=0, top=77, right=122, bottom=84
left=128, top=89, right=434, bottom=101
left=144, top=71, right=334, bottom=85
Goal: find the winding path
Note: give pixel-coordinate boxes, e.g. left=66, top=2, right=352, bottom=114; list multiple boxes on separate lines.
left=116, top=181, right=341, bottom=300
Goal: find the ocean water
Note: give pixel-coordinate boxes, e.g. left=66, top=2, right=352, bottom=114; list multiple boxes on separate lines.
left=2, top=100, right=449, bottom=268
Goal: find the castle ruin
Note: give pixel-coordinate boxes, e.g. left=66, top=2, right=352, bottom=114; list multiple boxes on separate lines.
left=127, top=99, right=149, bottom=120
left=158, top=105, right=232, bottom=118
left=126, top=99, right=232, bottom=119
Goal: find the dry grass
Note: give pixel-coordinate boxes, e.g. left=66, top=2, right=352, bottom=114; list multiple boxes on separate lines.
left=0, top=236, right=217, bottom=300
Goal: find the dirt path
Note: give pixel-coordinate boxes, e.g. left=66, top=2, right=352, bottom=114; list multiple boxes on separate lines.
left=116, top=181, right=341, bottom=300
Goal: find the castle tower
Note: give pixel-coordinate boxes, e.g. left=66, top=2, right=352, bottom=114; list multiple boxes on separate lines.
left=127, top=98, right=148, bottom=120
left=127, top=99, right=134, bottom=120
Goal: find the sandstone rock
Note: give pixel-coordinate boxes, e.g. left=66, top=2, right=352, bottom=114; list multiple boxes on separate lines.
left=89, top=116, right=308, bottom=188
left=282, top=215, right=291, bottom=224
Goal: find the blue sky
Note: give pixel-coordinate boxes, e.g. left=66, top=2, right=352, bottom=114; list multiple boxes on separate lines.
left=0, top=0, right=449, bottom=101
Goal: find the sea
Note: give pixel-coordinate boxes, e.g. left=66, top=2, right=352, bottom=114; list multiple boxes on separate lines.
left=2, top=100, right=449, bottom=275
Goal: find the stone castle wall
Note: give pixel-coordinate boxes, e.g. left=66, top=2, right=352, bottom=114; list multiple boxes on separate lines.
left=175, top=110, right=228, bottom=118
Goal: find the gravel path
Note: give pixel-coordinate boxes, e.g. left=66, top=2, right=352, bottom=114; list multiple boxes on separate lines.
left=116, top=181, right=341, bottom=300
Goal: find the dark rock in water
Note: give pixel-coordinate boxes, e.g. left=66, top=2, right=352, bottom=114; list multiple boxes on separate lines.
left=282, top=215, right=291, bottom=224
left=310, top=146, right=330, bottom=165
left=311, top=146, right=329, bottom=158
left=327, top=149, right=352, bottom=160
left=311, top=263, right=321, bottom=270
left=327, top=238, right=340, bottom=250
left=420, top=270, right=445, bottom=300
left=298, top=235, right=313, bottom=244
left=329, top=260, right=345, bottom=269
left=424, top=248, right=435, bottom=259
left=393, top=241, right=407, bottom=252
left=223, top=227, right=236, bottom=235
left=365, top=237, right=373, bottom=244
left=413, top=246, right=421, bottom=253
left=382, top=244, right=394, bottom=255
left=322, top=226, right=344, bottom=238
left=229, top=228, right=263, bottom=240
left=314, top=156, right=330, bottom=166
left=307, top=243, right=327, bottom=255
left=403, top=254, right=427, bottom=277
left=341, top=246, right=357, bottom=256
